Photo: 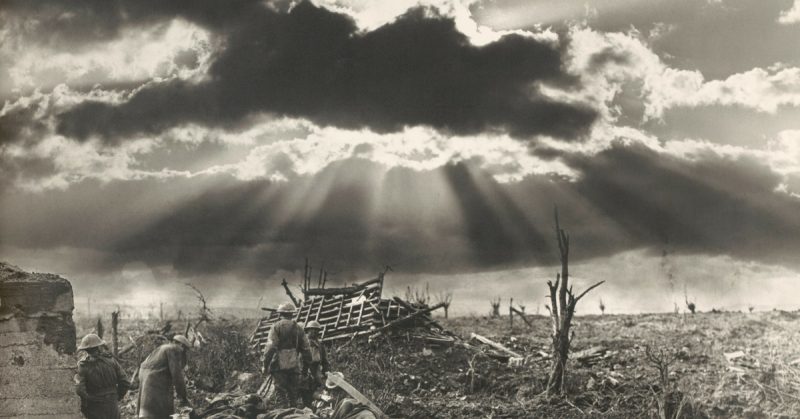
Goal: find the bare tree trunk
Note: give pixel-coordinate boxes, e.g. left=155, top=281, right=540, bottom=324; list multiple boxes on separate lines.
left=490, top=298, right=501, bottom=317
left=545, top=207, right=604, bottom=395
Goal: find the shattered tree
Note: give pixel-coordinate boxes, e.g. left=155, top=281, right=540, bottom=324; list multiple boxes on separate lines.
left=545, top=208, right=604, bottom=395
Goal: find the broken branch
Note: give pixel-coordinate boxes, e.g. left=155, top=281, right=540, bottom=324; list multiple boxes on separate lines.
left=575, top=280, right=606, bottom=302
left=370, top=302, right=446, bottom=336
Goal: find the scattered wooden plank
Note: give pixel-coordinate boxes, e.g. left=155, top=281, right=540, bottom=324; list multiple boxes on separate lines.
left=370, top=302, right=446, bottom=336
left=252, top=274, right=456, bottom=348
left=573, top=346, right=606, bottom=361
left=470, top=333, right=523, bottom=358
left=392, top=297, right=448, bottom=332
left=303, top=277, right=381, bottom=296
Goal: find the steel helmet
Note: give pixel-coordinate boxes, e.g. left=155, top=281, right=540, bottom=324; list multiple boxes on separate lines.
left=277, top=302, right=297, bottom=313
left=173, top=335, right=192, bottom=349
left=78, top=333, right=106, bottom=350
left=305, top=320, right=322, bottom=330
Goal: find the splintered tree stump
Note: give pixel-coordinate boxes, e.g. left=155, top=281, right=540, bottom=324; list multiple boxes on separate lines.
left=544, top=207, right=604, bottom=395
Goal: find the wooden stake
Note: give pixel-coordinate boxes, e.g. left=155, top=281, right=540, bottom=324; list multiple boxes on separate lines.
left=510, top=307, right=533, bottom=328
left=111, top=309, right=120, bottom=357
left=281, top=278, right=300, bottom=307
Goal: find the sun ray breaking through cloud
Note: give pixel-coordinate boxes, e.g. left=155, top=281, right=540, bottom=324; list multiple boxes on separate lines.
left=1, top=0, right=800, bottom=314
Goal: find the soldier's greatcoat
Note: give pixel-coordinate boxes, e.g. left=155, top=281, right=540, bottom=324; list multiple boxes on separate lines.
left=137, top=343, right=189, bottom=419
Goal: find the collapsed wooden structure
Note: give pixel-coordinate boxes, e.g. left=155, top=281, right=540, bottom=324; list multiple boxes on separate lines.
left=251, top=273, right=452, bottom=351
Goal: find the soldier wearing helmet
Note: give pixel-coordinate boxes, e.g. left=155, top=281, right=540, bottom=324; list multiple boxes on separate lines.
left=300, top=320, right=330, bottom=408
left=262, top=302, right=312, bottom=408
left=75, top=333, right=130, bottom=419
left=136, top=334, right=193, bottom=418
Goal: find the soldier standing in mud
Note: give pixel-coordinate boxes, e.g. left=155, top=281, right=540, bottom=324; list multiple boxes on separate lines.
left=262, top=302, right=312, bottom=408
left=301, top=320, right=330, bottom=408
left=75, top=333, right=131, bottom=419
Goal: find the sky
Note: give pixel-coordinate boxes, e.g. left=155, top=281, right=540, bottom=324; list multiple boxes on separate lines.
left=2, top=0, right=800, bottom=315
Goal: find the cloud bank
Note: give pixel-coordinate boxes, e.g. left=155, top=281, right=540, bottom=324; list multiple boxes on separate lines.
left=48, top=2, right=596, bottom=143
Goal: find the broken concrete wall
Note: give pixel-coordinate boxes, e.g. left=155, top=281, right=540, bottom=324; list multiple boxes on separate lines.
left=0, top=262, right=81, bottom=418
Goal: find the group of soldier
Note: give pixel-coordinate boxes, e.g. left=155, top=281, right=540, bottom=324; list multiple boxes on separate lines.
left=74, top=301, right=330, bottom=419
left=262, top=302, right=330, bottom=409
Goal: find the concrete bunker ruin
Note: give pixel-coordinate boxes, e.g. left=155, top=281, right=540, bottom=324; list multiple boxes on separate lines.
left=0, top=262, right=81, bottom=418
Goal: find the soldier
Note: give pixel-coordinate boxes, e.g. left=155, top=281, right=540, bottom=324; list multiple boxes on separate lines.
left=75, top=333, right=130, bottom=419
left=262, top=302, right=312, bottom=408
left=301, top=320, right=330, bottom=408
left=137, top=335, right=192, bottom=419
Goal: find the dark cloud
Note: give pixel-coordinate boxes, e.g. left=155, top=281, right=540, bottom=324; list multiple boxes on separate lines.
left=3, top=144, right=800, bottom=290
left=0, top=104, right=49, bottom=146
left=52, top=2, right=596, bottom=143
left=563, top=144, right=800, bottom=265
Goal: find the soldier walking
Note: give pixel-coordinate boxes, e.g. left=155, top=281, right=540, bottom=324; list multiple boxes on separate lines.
left=262, top=302, right=312, bottom=408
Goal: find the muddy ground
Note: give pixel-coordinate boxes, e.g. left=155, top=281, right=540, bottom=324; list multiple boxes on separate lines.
left=75, top=310, right=800, bottom=418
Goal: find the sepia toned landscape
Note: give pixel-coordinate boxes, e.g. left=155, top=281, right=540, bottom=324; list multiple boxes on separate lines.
left=3, top=0, right=800, bottom=418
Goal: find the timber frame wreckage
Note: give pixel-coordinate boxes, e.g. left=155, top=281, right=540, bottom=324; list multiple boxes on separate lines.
left=251, top=268, right=454, bottom=350
left=250, top=263, right=544, bottom=364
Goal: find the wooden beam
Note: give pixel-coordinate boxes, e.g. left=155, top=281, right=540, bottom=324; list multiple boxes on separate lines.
left=281, top=278, right=300, bottom=307
left=356, top=301, right=365, bottom=326
left=470, top=333, right=522, bottom=358
left=304, top=299, right=313, bottom=324
left=392, top=297, right=448, bottom=332
left=370, top=302, right=446, bottom=336
left=302, top=277, right=381, bottom=296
